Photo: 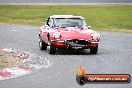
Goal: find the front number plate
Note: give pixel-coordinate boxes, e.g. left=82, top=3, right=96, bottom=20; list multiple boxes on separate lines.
left=72, top=46, right=83, bottom=49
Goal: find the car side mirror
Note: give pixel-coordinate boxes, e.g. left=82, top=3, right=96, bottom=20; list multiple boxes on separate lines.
left=44, top=25, right=50, bottom=29
left=88, top=26, right=91, bottom=29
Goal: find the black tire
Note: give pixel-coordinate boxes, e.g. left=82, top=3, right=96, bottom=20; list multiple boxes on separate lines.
left=49, top=43, right=56, bottom=54
left=39, top=38, right=47, bottom=50
left=90, top=45, right=98, bottom=54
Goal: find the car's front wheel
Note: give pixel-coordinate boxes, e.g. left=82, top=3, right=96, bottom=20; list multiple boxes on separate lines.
left=49, top=43, right=56, bottom=54
left=39, top=38, right=47, bottom=50
left=90, top=45, right=98, bottom=54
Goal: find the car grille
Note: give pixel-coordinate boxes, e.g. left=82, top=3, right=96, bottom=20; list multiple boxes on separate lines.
left=66, top=40, right=88, bottom=46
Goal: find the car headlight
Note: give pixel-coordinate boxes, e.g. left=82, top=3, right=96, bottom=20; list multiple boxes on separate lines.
left=91, top=33, right=100, bottom=40
left=54, top=32, right=61, bottom=39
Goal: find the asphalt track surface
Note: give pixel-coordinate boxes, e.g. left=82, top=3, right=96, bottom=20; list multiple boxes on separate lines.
left=0, top=24, right=132, bottom=88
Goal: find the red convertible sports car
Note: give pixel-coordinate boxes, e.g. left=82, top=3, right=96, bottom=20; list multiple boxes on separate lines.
left=39, top=15, right=100, bottom=54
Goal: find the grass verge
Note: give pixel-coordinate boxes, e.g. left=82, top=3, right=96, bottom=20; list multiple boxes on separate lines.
left=0, top=5, right=132, bottom=33
left=0, top=51, right=23, bottom=69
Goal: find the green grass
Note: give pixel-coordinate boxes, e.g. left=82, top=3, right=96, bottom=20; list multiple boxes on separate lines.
left=0, top=5, right=132, bottom=33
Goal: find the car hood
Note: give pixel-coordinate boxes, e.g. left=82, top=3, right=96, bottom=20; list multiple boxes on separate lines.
left=52, top=27, right=97, bottom=40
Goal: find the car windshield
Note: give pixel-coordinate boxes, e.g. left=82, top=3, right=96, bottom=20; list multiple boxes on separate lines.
left=53, top=18, right=83, bottom=28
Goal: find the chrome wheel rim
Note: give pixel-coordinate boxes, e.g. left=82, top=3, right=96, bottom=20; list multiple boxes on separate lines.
left=39, top=39, right=42, bottom=48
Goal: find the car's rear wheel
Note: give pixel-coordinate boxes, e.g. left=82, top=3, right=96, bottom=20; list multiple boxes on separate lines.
left=39, top=38, right=47, bottom=50
left=49, top=43, right=56, bottom=54
left=90, top=45, right=98, bottom=54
